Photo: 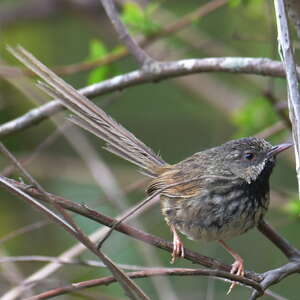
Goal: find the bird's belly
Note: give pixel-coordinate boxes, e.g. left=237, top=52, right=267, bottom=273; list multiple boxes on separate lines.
left=179, top=210, right=261, bottom=241
left=161, top=190, right=269, bottom=242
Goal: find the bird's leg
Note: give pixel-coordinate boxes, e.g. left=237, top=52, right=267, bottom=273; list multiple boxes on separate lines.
left=170, top=224, right=184, bottom=264
left=218, top=240, right=244, bottom=294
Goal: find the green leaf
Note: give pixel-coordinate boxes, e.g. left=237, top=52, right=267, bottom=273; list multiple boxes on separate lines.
left=89, top=40, right=107, bottom=60
left=229, top=0, right=262, bottom=7
left=122, top=2, right=143, bottom=24
left=121, top=1, right=160, bottom=35
left=87, top=39, right=109, bottom=84
left=88, top=68, right=107, bottom=85
left=285, top=197, right=300, bottom=216
left=232, top=96, right=280, bottom=138
left=229, top=0, right=242, bottom=7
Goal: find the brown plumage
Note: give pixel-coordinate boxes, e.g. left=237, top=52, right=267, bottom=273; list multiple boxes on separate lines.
left=10, top=46, right=292, bottom=293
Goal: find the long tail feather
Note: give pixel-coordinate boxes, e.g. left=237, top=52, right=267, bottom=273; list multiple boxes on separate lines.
left=8, top=46, right=166, bottom=176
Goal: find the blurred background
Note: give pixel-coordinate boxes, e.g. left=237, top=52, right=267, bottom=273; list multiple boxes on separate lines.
left=0, top=0, right=299, bottom=299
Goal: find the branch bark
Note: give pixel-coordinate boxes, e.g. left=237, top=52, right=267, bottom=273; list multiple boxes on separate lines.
left=24, top=268, right=263, bottom=300
left=258, top=220, right=300, bottom=260
left=1, top=56, right=298, bottom=137
left=100, top=0, right=153, bottom=66
left=0, top=160, right=149, bottom=300
left=274, top=0, right=300, bottom=199
left=2, top=176, right=299, bottom=300
left=0, top=175, right=261, bottom=282
left=285, top=0, right=300, bottom=38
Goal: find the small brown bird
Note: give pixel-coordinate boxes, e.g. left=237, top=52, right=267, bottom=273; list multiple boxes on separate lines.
left=11, top=46, right=292, bottom=292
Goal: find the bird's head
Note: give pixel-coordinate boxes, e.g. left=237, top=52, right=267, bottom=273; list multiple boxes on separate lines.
left=220, top=137, right=292, bottom=184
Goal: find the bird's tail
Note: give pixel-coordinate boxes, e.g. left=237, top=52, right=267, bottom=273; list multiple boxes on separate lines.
left=9, top=46, right=167, bottom=177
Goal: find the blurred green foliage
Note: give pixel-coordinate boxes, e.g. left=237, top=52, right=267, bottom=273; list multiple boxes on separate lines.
left=87, top=39, right=110, bottom=84
left=0, top=0, right=299, bottom=299
left=233, top=97, right=279, bottom=136
left=121, top=1, right=160, bottom=35
left=285, top=197, right=300, bottom=216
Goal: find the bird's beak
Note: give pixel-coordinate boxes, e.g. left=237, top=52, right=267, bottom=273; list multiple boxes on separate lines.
left=268, top=142, right=293, bottom=157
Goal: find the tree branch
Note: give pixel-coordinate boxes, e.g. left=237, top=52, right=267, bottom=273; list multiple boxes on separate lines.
left=274, top=0, right=300, bottom=198
left=100, top=0, right=153, bottom=66
left=0, top=221, right=49, bottom=244
left=0, top=146, right=149, bottom=300
left=2, top=176, right=299, bottom=300
left=0, top=178, right=151, bottom=300
left=1, top=56, right=298, bottom=137
left=24, top=267, right=263, bottom=300
left=258, top=220, right=300, bottom=260
left=249, top=207, right=300, bottom=299
left=2, top=0, right=227, bottom=77
left=285, top=0, right=300, bottom=39
left=0, top=175, right=261, bottom=282
left=0, top=255, right=156, bottom=270
left=249, top=261, right=300, bottom=300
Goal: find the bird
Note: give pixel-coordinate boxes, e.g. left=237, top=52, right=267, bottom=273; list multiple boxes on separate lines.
left=10, top=46, right=292, bottom=293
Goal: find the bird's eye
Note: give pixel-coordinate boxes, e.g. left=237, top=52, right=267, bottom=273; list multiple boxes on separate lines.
left=244, top=152, right=255, bottom=160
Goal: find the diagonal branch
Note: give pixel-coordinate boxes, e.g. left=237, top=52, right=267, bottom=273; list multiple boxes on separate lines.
left=0, top=145, right=149, bottom=300
left=1, top=56, right=299, bottom=138
left=100, top=0, right=153, bottom=66
left=250, top=219, right=300, bottom=299
left=0, top=178, right=151, bottom=300
left=0, top=175, right=261, bottom=282
left=258, top=220, right=300, bottom=260
left=2, top=176, right=299, bottom=300
left=1, top=0, right=228, bottom=77
left=0, top=143, right=76, bottom=233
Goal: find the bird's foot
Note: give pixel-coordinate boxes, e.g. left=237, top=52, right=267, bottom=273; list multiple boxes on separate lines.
left=170, top=225, right=184, bottom=264
left=227, top=257, right=244, bottom=295
left=218, top=240, right=245, bottom=295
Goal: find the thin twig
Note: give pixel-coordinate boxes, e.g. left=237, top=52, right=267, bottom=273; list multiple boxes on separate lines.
left=0, top=175, right=261, bottom=281
left=258, top=220, right=300, bottom=259
left=255, top=121, right=286, bottom=139
left=148, top=0, right=228, bottom=40
left=0, top=143, right=128, bottom=294
left=97, top=178, right=210, bottom=248
left=264, top=289, right=288, bottom=300
left=0, top=146, right=149, bottom=300
left=0, top=184, right=154, bottom=300
left=3, top=176, right=300, bottom=298
left=100, top=0, right=153, bottom=66
left=0, top=143, right=76, bottom=233
left=0, top=255, right=158, bottom=270
left=1, top=56, right=299, bottom=138
left=0, top=0, right=227, bottom=76
left=24, top=267, right=263, bottom=300
left=55, top=0, right=227, bottom=75
left=0, top=221, right=49, bottom=244
left=0, top=254, right=289, bottom=300
left=0, top=248, right=32, bottom=298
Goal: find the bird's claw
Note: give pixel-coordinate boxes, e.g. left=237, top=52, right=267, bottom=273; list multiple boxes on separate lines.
left=227, top=259, right=244, bottom=295
left=170, top=225, right=184, bottom=264
left=171, top=238, right=184, bottom=264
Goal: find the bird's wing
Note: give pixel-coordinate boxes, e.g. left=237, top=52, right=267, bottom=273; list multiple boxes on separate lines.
left=147, top=165, right=206, bottom=198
